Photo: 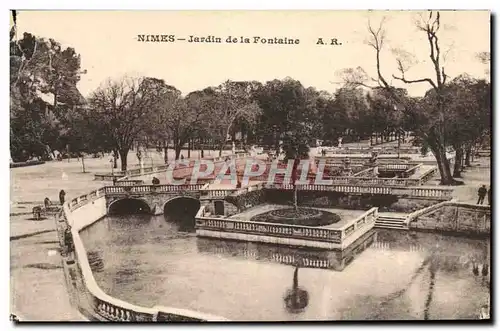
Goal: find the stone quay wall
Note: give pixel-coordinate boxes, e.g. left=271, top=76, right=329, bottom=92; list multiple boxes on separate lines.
left=407, top=201, right=491, bottom=235
left=57, top=188, right=228, bottom=322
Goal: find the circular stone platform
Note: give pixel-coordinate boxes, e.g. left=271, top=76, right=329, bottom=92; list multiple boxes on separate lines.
left=250, top=208, right=341, bottom=227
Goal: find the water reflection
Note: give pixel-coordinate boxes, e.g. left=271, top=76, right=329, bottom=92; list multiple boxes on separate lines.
left=284, top=267, right=309, bottom=314
left=79, top=215, right=491, bottom=321
left=196, top=230, right=376, bottom=271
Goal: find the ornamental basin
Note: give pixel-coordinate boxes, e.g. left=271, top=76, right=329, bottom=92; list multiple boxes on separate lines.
left=80, top=213, right=490, bottom=321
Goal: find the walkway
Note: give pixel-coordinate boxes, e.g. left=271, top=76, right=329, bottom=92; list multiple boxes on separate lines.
left=9, top=148, right=228, bottom=321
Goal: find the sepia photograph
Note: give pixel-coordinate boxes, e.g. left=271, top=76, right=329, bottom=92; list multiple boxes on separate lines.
left=9, top=9, right=491, bottom=322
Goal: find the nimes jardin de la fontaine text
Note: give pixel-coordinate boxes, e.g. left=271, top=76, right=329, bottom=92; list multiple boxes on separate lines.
left=137, top=34, right=343, bottom=45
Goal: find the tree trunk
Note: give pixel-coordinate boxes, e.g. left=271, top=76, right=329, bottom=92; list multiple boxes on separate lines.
left=293, top=186, right=298, bottom=211
left=163, top=143, right=169, bottom=164
left=187, top=139, right=191, bottom=158
left=428, top=138, right=454, bottom=185
left=292, top=159, right=299, bottom=211
left=453, top=147, right=463, bottom=178
left=113, top=150, right=118, bottom=168
left=175, top=144, right=182, bottom=160
left=81, top=154, right=86, bottom=173
left=218, top=141, right=224, bottom=157
left=465, top=146, right=472, bottom=167
left=119, top=149, right=129, bottom=171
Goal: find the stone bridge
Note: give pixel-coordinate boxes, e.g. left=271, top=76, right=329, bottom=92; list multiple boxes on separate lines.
left=103, top=184, right=239, bottom=217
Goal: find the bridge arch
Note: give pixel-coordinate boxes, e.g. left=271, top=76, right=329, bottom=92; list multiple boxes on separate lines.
left=108, top=198, right=151, bottom=215
left=162, top=196, right=201, bottom=231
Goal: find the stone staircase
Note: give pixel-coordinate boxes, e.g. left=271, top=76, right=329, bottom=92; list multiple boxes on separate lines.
left=375, top=212, right=409, bottom=230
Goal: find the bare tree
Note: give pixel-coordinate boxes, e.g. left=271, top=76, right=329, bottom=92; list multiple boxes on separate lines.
left=87, top=76, right=164, bottom=171
left=338, top=11, right=458, bottom=185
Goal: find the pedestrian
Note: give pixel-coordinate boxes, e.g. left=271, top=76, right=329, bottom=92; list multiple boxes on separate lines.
left=477, top=185, right=487, bottom=205
left=64, top=225, right=74, bottom=253
left=44, top=197, right=51, bottom=209
left=181, top=154, right=184, bottom=160
left=487, top=186, right=491, bottom=206
left=59, top=189, right=66, bottom=205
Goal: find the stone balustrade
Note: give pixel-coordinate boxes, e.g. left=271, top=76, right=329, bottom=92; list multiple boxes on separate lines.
left=263, top=183, right=453, bottom=200
left=339, top=208, right=378, bottom=240
left=401, top=163, right=422, bottom=177
left=228, top=182, right=267, bottom=197
left=196, top=208, right=343, bottom=244
left=321, top=146, right=421, bottom=155
left=114, top=179, right=145, bottom=186
left=59, top=189, right=228, bottom=321
left=406, top=200, right=491, bottom=234
left=418, top=167, right=438, bottom=185
left=102, top=184, right=204, bottom=195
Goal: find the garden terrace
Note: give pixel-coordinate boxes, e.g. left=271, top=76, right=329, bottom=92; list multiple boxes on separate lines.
left=195, top=204, right=378, bottom=250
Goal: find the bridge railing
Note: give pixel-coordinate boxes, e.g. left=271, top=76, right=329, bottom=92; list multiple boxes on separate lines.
left=321, top=146, right=421, bottom=155
left=401, top=163, right=423, bottom=178
left=230, top=182, right=267, bottom=197
left=352, top=167, right=375, bottom=177
left=263, top=183, right=453, bottom=199
left=199, top=188, right=238, bottom=199
left=406, top=199, right=490, bottom=224
left=102, top=184, right=205, bottom=195
left=59, top=189, right=228, bottom=321
left=196, top=206, right=343, bottom=244
left=114, top=179, right=145, bottom=186
left=417, top=167, right=438, bottom=185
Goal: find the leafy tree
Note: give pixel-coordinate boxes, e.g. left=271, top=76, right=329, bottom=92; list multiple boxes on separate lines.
left=254, top=78, right=318, bottom=209
left=10, top=24, right=85, bottom=161
left=206, top=81, right=262, bottom=156
left=435, top=75, right=491, bottom=176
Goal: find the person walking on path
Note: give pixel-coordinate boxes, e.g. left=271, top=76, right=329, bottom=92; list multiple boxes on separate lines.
left=477, top=185, right=487, bottom=205
left=59, top=189, right=66, bottom=205
left=487, top=186, right=491, bottom=206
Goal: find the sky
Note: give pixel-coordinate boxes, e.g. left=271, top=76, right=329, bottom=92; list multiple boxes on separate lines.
left=15, top=10, right=490, bottom=97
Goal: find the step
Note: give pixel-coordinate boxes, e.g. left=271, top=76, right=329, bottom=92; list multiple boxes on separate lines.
left=376, top=217, right=407, bottom=222
left=376, top=219, right=406, bottom=224
left=374, top=223, right=408, bottom=230
left=377, top=216, right=407, bottom=221
left=375, top=219, right=408, bottom=229
left=376, top=221, right=406, bottom=226
left=375, top=221, right=406, bottom=226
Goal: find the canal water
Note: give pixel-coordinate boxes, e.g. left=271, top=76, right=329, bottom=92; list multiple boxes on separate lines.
left=80, top=215, right=490, bottom=321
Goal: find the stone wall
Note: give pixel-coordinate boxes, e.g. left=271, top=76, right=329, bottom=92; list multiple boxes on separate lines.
left=69, top=197, right=107, bottom=230
left=225, top=189, right=267, bottom=213
left=263, top=189, right=437, bottom=213
left=409, top=203, right=490, bottom=235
